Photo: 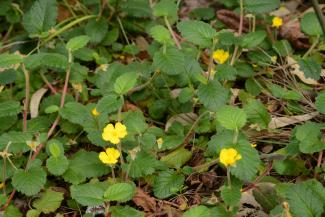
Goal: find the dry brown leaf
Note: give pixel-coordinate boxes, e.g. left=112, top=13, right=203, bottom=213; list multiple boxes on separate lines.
left=279, top=18, right=310, bottom=49
left=216, top=9, right=250, bottom=33
left=132, top=188, right=156, bottom=213
left=268, top=112, right=319, bottom=129
left=30, top=88, right=48, bottom=118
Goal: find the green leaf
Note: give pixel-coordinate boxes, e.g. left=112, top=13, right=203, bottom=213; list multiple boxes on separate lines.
left=153, top=0, right=177, bottom=17
left=240, top=31, right=266, bottom=48
left=183, top=205, right=211, bottom=217
left=48, top=142, right=61, bottom=157
left=221, top=185, right=241, bottom=207
left=153, top=170, right=184, bottom=199
left=70, top=183, right=104, bottom=206
left=45, top=105, right=59, bottom=114
left=215, top=64, right=237, bottom=81
left=26, top=210, right=41, bottom=217
left=301, top=12, right=323, bottom=36
left=59, top=102, right=94, bottom=128
left=197, top=80, right=229, bottom=111
left=104, top=182, right=136, bottom=202
left=110, top=206, right=144, bottom=217
left=96, top=94, right=123, bottom=114
left=153, top=46, right=185, bottom=75
left=268, top=84, right=302, bottom=101
left=149, top=25, right=172, bottom=44
left=217, top=106, right=247, bottom=130
left=272, top=40, right=293, bottom=56
left=177, top=20, right=217, bottom=47
left=122, top=151, right=163, bottom=178
left=0, top=131, right=33, bottom=153
left=298, top=58, right=322, bottom=80
left=0, top=69, right=17, bottom=85
left=22, top=0, right=57, bottom=36
left=12, top=167, right=46, bottom=196
left=85, top=18, right=108, bottom=44
left=160, top=147, right=192, bottom=169
left=33, top=189, right=64, bottom=214
left=286, top=180, right=325, bottom=217
left=316, top=91, right=325, bottom=114
left=4, top=205, right=22, bottom=217
left=295, top=122, right=325, bottom=154
left=273, top=158, right=306, bottom=176
left=244, top=99, right=271, bottom=129
left=114, top=72, right=138, bottom=95
left=120, top=0, right=151, bottom=18
left=243, top=0, right=280, bottom=14
left=24, top=53, right=68, bottom=70
left=0, top=53, right=23, bottom=68
left=63, top=150, right=111, bottom=184
left=46, top=156, right=69, bottom=176
left=66, top=35, right=90, bottom=52
left=0, top=101, right=21, bottom=117
left=123, top=110, right=148, bottom=134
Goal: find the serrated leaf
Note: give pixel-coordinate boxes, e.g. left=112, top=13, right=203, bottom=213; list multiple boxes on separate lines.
left=0, top=131, right=33, bottom=153
left=22, top=0, right=57, bottom=36
left=153, top=46, right=185, bottom=75
left=0, top=69, right=17, bottom=85
left=110, top=206, right=145, bottom=217
left=240, top=31, right=266, bottom=48
left=71, top=183, right=104, bottom=206
left=301, top=12, right=323, bottom=36
left=272, top=40, right=293, bottom=56
left=46, top=155, right=69, bottom=176
left=4, top=205, right=22, bottom=217
left=114, top=72, right=138, bottom=95
left=120, top=0, right=151, bottom=18
left=123, top=110, right=148, bottom=134
left=12, top=167, right=46, bottom=196
left=153, top=170, right=184, bottom=199
left=316, top=91, right=325, bottom=114
left=286, top=180, right=324, bottom=217
left=197, top=80, right=229, bottom=111
left=149, top=25, right=172, bottom=44
left=295, top=122, right=325, bottom=154
left=215, top=64, right=237, bottom=81
left=160, top=147, right=192, bottom=169
left=0, top=53, right=23, bottom=68
left=153, top=0, right=177, bottom=17
left=221, top=185, right=241, bottom=207
left=217, top=106, right=247, bottom=130
left=26, top=209, right=41, bottom=217
left=96, top=94, right=123, bottom=114
left=0, top=101, right=21, bottom=117
left=177, top=20, right=217, bottom=47
left=24, top=53, right=68, bottom=70
left=85, top=18, right=108, bottom=44
left=104, top=182, right=136, bottom=202
left=66, top=35, right=90, bottom=52
left=183, top=205, right=211, bottom=217
left=243, top=0, right=280, bottom=14
left=244, top=99, right=271, bottom=129
left=298, top=58, right=321, bottom=80
left=63, top=150, right=111, bottom=184
left=33, top=189, right=64, bottom=214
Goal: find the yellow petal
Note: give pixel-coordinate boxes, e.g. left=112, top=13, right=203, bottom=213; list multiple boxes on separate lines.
left=106, top=147, right=121, bottom=160
left=219, top=148, right=241, bottom=167
left=115, top=122, right=127, bottom=138
left=103, top=124, right=115, bottom=134
left=92, top=108, right=100, bottom=116
left=99, top=151, right=110, bottom=164
left=213, top=49, right=229, bottom=64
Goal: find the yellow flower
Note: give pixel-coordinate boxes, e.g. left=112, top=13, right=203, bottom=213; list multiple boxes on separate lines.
left=219, top=148, right=242, bottom=167
left=157, top=137, right=163, bottom=149
left=271, top=56, right=277, bottom=63
left=26, top=140, right=38, bottom=151
left=92, top=108, right=100, bottom=116
left=272, top=16, right=283, bottom=28
left=99, top=148, right=120, bottom=165
left=102, top=122, right=127, bottom=144
left=0, top=182, right=4, bottom=189
left=213, top=49, right=229, bottom=64
left=251, top=143, right=257, bottom=148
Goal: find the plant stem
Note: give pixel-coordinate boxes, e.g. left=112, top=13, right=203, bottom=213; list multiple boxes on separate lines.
left=208, top=39, right=217, bottom=81
left=303, top=36, right=319, bottom=59
left=117, top=16, right=130, bottom=45
left=230, top=0, right=244, bottom=66
left=164, top=16, right=181, bottom=49
left=227, top=168, right=232, bottom=188
left=311, top=0, right=325, bottom=36
left=21, top=64, right=30, bottom=132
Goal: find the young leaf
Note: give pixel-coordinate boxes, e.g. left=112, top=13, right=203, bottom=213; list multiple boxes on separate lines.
left=104, top=182, right=136, bottom=202
left=217, top=106, right=247, bottom=130
left=66, top=35, right=90, bottom=52
left=177, top=20, right=217, bottom=47
left=153, top=170, right=184, bottom=199
left=114, top=72, right=138, bottom=95
left=149, top=25, right=172, bottom=44
left=183, top=205, right=211, bottom=217
left=33, top=189, right=64, bottom=214
left=22, top=0, right=57, bottom=36
left=197, top=80, right=229, bottom=111
left=12, top=167, right=47, bottom=196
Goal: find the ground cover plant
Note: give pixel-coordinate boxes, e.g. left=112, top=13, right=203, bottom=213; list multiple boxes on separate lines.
left=1, top=0, right=325, bottom=216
